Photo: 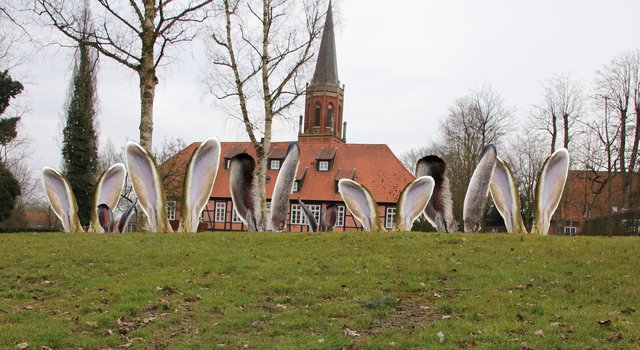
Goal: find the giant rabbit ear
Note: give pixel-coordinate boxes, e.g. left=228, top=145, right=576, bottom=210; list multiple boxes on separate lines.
left=321, top=203, right=338, bottom=232
left=395, top=176, right=435, bottom=231
left=271, top=143, right=300, bottom=232
left=338, top=178, right=383, bottom=231
left=178, top=137, right=221, bottom=233
left=298, top=199, right=318, bottom=232
left=125, top=141, right=172, bottom=232
left=229, top=153, right=259, bottom=231
left=88, top=163, right=126, bottom=232
left=41, top=167, right=84, bottom=232
left=531, top=148, right=570, bottom=235
left=463, top=145, right=497, bottom=232
left=416, top=155, right=454, bottom=232
left=489, top=157, right=526, bottom=234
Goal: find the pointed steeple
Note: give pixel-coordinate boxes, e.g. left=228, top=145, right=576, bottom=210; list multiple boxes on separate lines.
left=311, top=2, right=339, bottom=87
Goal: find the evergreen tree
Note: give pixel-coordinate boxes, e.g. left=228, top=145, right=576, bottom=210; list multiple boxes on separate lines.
left=61, top=5, right=98, bottom=226
left=0, top=70, right=23, bottom=222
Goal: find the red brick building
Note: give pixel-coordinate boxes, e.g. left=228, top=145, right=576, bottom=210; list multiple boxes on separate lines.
left=553, top=170, right=640, bottom=234
left=164, top=3, right=413, bottom=231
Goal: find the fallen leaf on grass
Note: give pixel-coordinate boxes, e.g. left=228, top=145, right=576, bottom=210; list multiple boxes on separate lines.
left=607, top=331, right=623, bottom=342
left=597, top=319, right=611, bottom=327
left=15, top=342, right=28, bottom=349
left=520, top=342, right=533, bottom=350
left=534, top=330, right=544, bottom=337
left=342, top=325, right=360, bottom=337
left=437, top=331, right=445, bottom=343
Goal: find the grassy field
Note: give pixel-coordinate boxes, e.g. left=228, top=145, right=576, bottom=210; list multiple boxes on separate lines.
left=0, top=232, right=638, bottom=349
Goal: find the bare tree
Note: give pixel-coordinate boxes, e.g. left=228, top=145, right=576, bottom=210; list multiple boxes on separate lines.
left=207, top=0, right=325, bottom=230
left=503, top=133, right=547, bottom=228
left=436, top=84, right=514, bottom=222
left=531, top=73, right=585, bottom=153
left=595, top=50, right=640, bottom=208
left=33, top=0, right=213, bottom=152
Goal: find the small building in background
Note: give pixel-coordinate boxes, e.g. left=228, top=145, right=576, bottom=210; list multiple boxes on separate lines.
left=553, top=170, right=640, bottom=235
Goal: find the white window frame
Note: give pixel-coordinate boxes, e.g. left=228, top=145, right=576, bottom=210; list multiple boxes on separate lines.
left=385, top=207, right=396, bottom=230
left=335, top=205, right=345, bottom=227
left=214, top=202, right=226, bottom=223
left=292, top=181, right=299, bottom=193
left=225, top=159, right=231, bottom=169
left=290, top=204, right=304, bottom=225
left=166, top=201, right=176, bottom=221
left=290, top=203, right=321, bottom=225
left=318, top=160, right=329, bottom=171
left=564, top=226, right=577, bottom=235
left=231, top=206, right=242, bottom=223
left=270, top=159, right=281, bottom=170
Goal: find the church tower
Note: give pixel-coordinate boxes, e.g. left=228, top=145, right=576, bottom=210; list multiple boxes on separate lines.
left=299, top=1, right=345, bottom=144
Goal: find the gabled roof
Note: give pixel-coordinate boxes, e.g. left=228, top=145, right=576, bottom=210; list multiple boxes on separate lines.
left=311, top=2, right=339, bottom=87
left=164, top=140, right=413, bottom=204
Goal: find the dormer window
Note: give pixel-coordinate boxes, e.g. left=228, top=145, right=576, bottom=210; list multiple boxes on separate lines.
left=270, top=159, right=281, bottom=170
left=318, top=161, right=329, bottom=171
left=292, top=181, right=299, bottom=193
left=225, top=159, right=231, bottom=169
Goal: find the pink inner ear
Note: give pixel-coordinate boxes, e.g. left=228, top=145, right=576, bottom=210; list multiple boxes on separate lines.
left=98, top=164, right=126, bottom=210
left=43, top=170, right=72, bottom=215
left=338, top=179, right=376, bottom=230
left=401, top=177, right=434, bottom=222
left=186, top=138, right=220, bottom=217
left=540, top=149, right=569, bottom=214
left=126, top=143, right=160, bottom=228
left=490, top=160, right=515, bottom=215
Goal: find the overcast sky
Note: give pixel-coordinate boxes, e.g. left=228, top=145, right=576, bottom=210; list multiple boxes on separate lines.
left=9, top=0, right=640, bottom=182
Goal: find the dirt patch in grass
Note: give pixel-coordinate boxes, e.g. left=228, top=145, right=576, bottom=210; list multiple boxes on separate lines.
left=364, top=294, right=445, bottom=336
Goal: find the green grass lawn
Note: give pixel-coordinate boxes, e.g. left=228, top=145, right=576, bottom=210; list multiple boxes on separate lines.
left=0, top=232, right=638, bottom=349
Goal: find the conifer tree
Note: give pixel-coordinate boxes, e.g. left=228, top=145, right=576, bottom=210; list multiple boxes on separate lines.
left=61, top=4, right=98, bottom=226
left=0, top=69, right=23, bottom=222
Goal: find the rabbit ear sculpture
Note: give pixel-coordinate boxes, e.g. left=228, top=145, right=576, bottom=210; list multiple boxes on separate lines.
left=297, top=200, right=338, bottom=232
left=42, top=163, right=127, bottom=233
left=490, top=148, right=569, bottom=235
left=463, top=144, right=498, bottom=232
left=415, top=155, right=454, bottom=232
left=229, top=142, right=300, bottom=232
left=270, top=143, right=300, bottom=232
left=42, top=167, right=84, bottom=232
left=229, top=153, right=259, bottom=231
left=338, top=176, right=435, bottom=231
left=125, top=136, right=221, bottom=233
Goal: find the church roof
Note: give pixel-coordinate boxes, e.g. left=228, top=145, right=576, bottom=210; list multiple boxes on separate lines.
left=311, top=2, right=339, bottom=87
left=164, top=140, right=413, bottom=204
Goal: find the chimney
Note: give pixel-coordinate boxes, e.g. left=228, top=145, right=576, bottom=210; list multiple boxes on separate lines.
left=342, top=121, right=347, bottom=142
left=298, top=115, right=303, bottom=135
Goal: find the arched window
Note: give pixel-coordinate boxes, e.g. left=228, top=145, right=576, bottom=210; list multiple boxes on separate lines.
left=326, top=103, right=334, bottom=128
left=314, top=103, right=321, bottom=127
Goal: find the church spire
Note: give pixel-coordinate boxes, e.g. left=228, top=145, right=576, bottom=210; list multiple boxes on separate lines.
left=311, top=1, right=339, bottom=87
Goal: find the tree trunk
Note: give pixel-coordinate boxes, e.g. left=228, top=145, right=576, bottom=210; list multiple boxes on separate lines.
left=550, top=113, right=557, bottom=153
left=139, top=0, right=157, bottom=153
left=562, top=113, right=570, bottom=149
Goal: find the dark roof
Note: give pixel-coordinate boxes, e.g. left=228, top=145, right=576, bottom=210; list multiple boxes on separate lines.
left=311, top=2, right=339, bottom=87
left=267, top=145, right=288, bottom=159
left=223, top=145, right=247, bottom=159
left=316, top=147, right=337, bottom=160
left=334, top=168, right=356, bottom=181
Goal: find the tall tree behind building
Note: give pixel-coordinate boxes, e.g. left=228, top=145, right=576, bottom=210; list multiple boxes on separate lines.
left=439, top=85, right=514, bottom=222
left=531, top=73, right=585, bottom=153
left=207, top=0, right=326, bottom=230
left=34, top=0, right=213, bottom=152
left=61, top=3, right=98, bottom=226
left=595, top=50, right=640, bottom=208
